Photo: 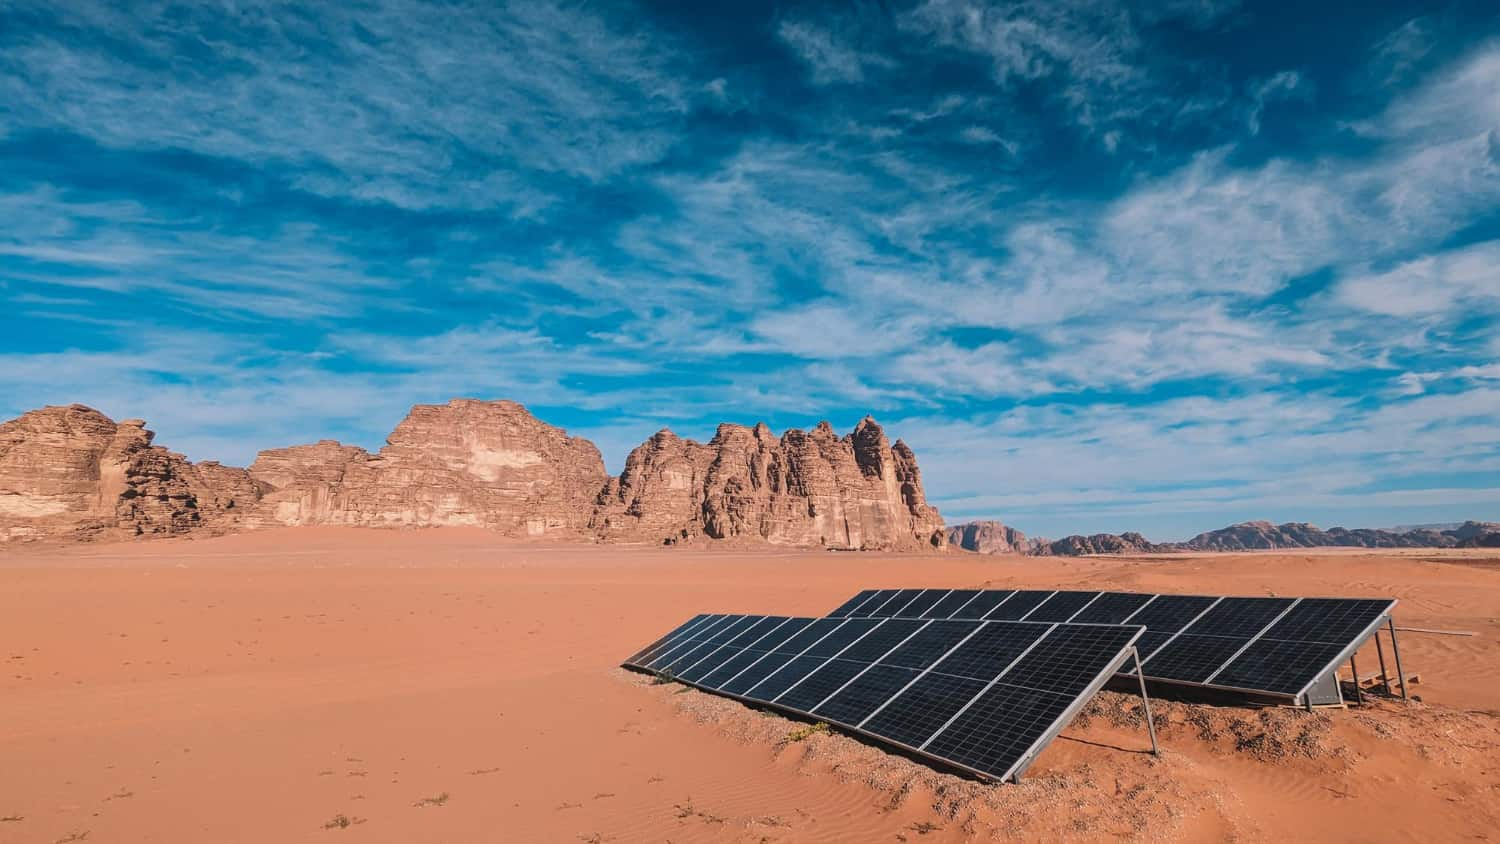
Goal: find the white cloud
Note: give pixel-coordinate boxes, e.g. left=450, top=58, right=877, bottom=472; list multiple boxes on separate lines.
left=777, top=18, right=894, bottom=84
left=1336, top=240, right=1500, bottom=317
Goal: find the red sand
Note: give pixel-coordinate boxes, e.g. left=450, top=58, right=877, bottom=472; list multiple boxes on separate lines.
left=2, top=528, right=1498, bottom=841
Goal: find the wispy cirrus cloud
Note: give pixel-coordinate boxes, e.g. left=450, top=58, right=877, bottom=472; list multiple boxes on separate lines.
left=0, top=0, right=1495, bottom=539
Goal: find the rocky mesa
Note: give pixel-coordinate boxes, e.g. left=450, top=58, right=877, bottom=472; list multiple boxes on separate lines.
left=0, top=400, right=944, bottom=550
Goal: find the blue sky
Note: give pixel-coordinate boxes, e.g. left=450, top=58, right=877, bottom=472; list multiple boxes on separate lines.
left=2, top=1, right=1498, bottom=540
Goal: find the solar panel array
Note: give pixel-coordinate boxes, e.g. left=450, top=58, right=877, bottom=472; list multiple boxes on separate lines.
left=828, top=589, right=1396, bottom=702
left=624, top=613, right=1144, bottom=782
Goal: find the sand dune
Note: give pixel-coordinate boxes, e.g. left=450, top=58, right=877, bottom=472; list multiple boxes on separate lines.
left=2, top=528, right=1498, bottom=841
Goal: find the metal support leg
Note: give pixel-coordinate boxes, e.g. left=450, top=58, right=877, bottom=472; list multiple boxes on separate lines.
left=1387, top=618, right=1409, bottom=702
left=1132, top=648, right=1160, bottom=757
left=1348, top=655, right=1363, bottom=705
left=1374, top=631, right=1392, bottom=696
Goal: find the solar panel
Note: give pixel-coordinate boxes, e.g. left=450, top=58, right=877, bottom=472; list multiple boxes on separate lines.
left=824, top=589, right=1398, bottom=705
left=985, top=590, right=1054, bottom=620
left=1024, top=590, right=1102, bottom=622
left=894, top=589, right=951, bottom=618
left=624, top=614, right=1145, bottom=783
left=826, top=590, right=877, bottom=618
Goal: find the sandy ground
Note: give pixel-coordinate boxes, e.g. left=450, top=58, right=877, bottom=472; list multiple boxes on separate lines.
left=2, top=528, right=1498, bottom=843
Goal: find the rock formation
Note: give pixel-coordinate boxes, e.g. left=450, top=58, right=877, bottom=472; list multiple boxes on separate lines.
left=945, top=520, right=1030, bottom=554
left=594, top=417, right=945, bottom=550
left=944, top=518, right=1500, bottom=556
left=250, top=399, right=608, bottom=535
left=0, top=404, right=257, bottom=542
left=0, top=401, right=945, bottom=549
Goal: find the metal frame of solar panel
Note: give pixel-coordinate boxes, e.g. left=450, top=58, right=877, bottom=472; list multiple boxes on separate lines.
left=827, top=589, right=1401, bottom=708
left=623, top=613, right=1154, bottom=783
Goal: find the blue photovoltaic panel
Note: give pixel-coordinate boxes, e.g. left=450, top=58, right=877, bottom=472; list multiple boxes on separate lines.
left=1024, top=591, right=1100, bottom=622
left=894, top=589, right=950, bottom=618
left=1070, top=593, right=1154, bottom=625
left=823, top=588, right=1396, bottom=702
left=948, top=590, right=1014, bottom=619
left=927, top=589, right=982, bottom=619
left=848, top=589, right=900, bottom=617
left=985, top=590, right=1054, bottom=620
left=826, top=590, right=878, bottom=618
left=625, top=615, right=1145, bottom=783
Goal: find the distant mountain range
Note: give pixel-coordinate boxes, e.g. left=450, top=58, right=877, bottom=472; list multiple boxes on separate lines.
left=945, top=519, right=1500, bottom=556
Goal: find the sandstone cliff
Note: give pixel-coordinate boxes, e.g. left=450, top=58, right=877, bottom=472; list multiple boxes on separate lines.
left=250, top=399, right=608, bottom=536
left=593, top=417, right=945, bottom=550
left=0, top=401, right=945, bottom=549
left=945, top=520, right=1030, bottom=554
left=0, top=405, right=258, bottom=542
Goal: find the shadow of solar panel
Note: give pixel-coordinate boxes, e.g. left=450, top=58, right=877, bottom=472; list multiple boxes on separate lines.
left=827, top=590, right=877, bottom=618
left=1025, top=590, right=1101, bottom=622
left=1255, top=598, right=1393, bottom=644
left=929, top=622, right=1048, bottom=681
left=1070, top=592, right=1154, bottom=624
left=997, top=624, right=1143, bottom=695
left=777, top=658, right=870, bottom=709
left=894, top=589, right=950, bottom=618
left=881, top=620, right=981, bottom=670
left=813, top=664, right=919, bottom=725
left=1140, top=634, right=1249, bottom=682
left=949, top=590, right=1014, bottom=619
left=985, top=590, right=1053, bottom=620
left=859, top=671, right=988, bottom=748
left=927, top=589, right=982, bottom=619
left=1182, top=597, right=1294, bottom=638
left=1211, top=639, right=1349, bottom=695
left=922, top=683, right=1074, bottom=779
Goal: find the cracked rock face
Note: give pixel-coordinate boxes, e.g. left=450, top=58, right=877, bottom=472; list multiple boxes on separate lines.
left=0, top=405, right=257, bottom=542
left=0, top=400, right=945, bottom=550
left=593, top=417, right=945, bottom=550
left=249, top=399, right=608, bottom=536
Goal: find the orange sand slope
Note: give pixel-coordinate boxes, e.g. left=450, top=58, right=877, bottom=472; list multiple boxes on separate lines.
left=2, top=528, right=1498, bottom=842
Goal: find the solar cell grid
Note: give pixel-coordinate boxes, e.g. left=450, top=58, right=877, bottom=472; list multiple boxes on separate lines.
left=859, top=671, right=988, bottom=746
left=1180, top=597, right=1295, bottom=638
left=873, top=589, right=925, bottom=616
left=1024, top=590, right=1101, bottom=622
left=839, top=619, right=928, bottom=662
left=719, top=651, right=797, bottom=696
left=894, top=589, right=951, bottom=618
left=1255, top=598, right=1393, bottom=644
left=922, top=683, right=1074, bottom=778
left=776, top=658, right=870, bottom=710
left=880, top=620, right=981, bottom=670
left=950, top=590, right=1014, bottom=618
left=806, top=619, right=881, bottom=657
left=929, top=622, right=1050, bottom=682
left=813, top=664, right=919, bottom=726
left=849, top=589, right=899, bottom=617
left=644, top=615, right=737, bottom=670
left=1070, top=593, right=1154, bottom=624
left=1139, top=634, right=1248, bottom=683
left=1119, top=594, right=1217, bottom=632
left=772, top=618, right=845, bottom=655
left=986, top=590, right=1054, bottom=620
left=1210, top=639, right=1350, bottom=694
left=627, top=614, right=715, bottom=666
left=747, top=654, right=830, bottom=700
left=827, top=590, right=877, bottom=618
left=927, top=589, right=982, bottom=619
left=996, top=624, right=1143, bottom=695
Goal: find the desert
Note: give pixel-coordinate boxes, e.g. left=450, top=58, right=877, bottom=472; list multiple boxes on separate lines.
left=3, top=527, right=1499, bottom=842
left=6, top=1, right=1499, bottom=841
